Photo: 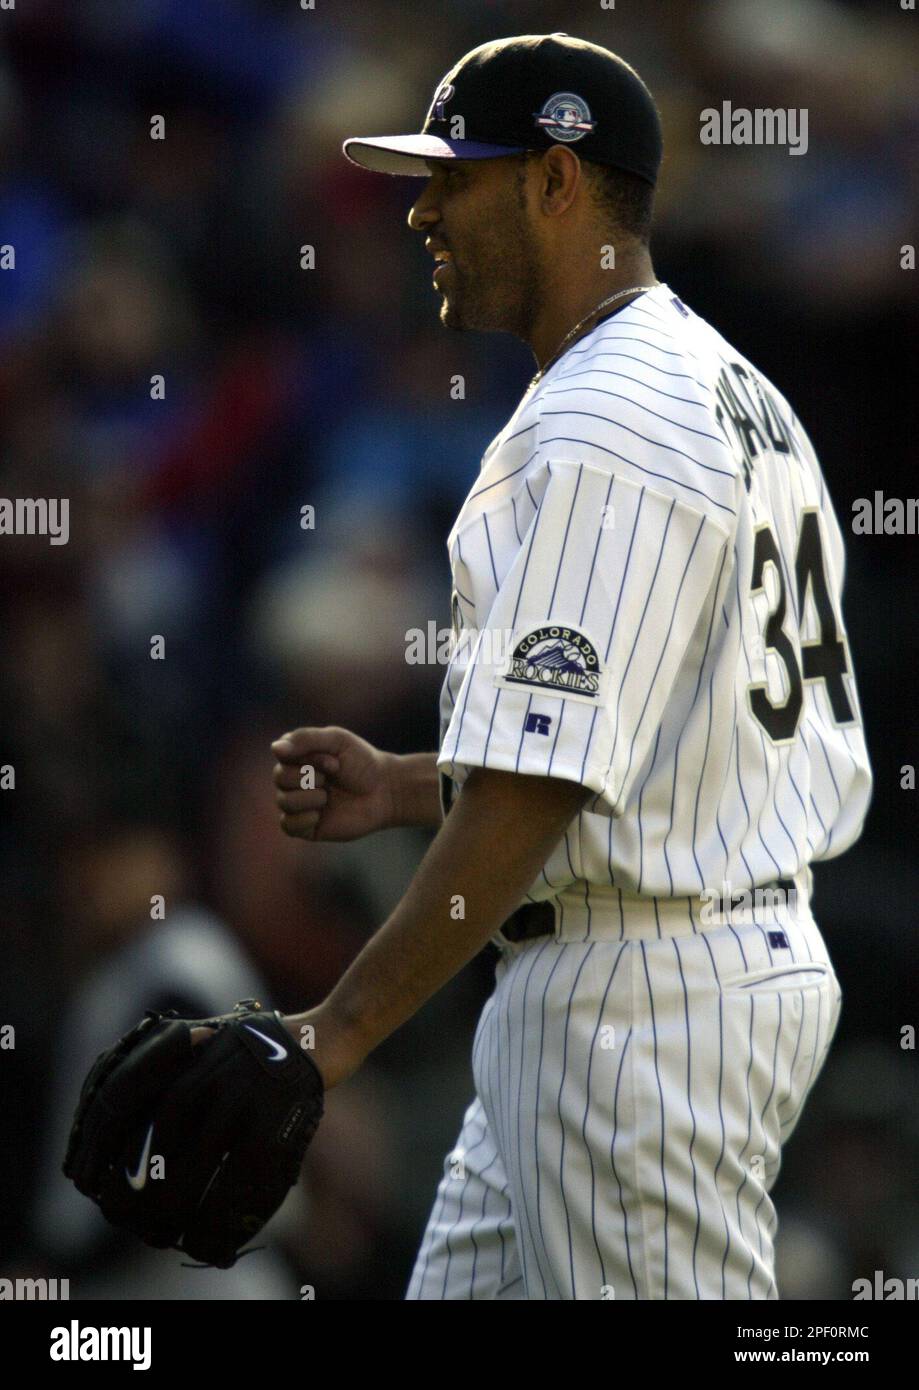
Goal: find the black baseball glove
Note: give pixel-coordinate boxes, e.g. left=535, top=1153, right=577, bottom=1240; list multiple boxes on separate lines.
left=63, top=999, right=324, bottom=1268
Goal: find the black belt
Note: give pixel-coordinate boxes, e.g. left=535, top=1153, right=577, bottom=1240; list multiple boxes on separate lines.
left=500, top=901, right=556, bottom=943
left=705, top=877, right=797, bottom=917
left=499, top=878, right=798, bottom=944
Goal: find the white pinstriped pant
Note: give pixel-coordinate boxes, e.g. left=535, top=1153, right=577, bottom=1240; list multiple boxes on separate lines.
left=407, top=880, right=841, bottom=1300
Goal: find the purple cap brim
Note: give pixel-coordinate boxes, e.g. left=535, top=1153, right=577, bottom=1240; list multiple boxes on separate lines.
left=342, top=134, right=527, bottom=176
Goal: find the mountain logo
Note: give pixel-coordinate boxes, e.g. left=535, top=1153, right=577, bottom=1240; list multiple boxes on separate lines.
left=499, top=625, right=602, bottom=699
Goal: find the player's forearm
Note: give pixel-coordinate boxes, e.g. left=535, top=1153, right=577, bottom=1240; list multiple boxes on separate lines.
left=286, top=767, right=589, bottom=1083
left=390, top=751, right=443, bottom=829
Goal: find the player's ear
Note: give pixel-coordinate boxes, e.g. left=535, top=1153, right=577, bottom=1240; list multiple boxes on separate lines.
left=538, top=147, right=580, bottom=217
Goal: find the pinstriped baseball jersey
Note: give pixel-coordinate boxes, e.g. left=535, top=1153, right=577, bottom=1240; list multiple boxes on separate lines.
left=436, top=283, right=872, bottom=899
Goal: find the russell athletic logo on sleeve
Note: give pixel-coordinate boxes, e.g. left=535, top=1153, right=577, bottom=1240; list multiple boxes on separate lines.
left=496, top=625, right=603, bottom=702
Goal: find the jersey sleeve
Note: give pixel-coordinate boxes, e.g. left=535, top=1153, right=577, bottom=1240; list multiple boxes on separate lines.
left=437, top=458, right=733, bottom=817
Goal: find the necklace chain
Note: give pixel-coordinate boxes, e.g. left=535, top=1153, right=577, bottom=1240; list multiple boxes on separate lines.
left=529, top=284, right=657, bottom=388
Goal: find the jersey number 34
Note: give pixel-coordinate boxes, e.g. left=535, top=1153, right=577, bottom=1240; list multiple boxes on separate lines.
left=748, top=508, right=855, bottom=744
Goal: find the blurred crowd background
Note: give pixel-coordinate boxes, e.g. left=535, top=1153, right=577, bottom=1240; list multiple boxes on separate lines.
left=0, top=0, right=916, bottom=1300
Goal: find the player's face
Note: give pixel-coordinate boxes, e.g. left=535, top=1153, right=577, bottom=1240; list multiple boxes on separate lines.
left=409, top=156, right=544, bottom=338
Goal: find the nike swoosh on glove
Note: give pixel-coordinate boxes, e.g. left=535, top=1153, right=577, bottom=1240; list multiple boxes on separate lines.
left=63, top=999, right=324, bottom=1267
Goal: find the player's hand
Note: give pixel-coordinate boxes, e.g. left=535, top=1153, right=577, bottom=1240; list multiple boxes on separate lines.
left=271, top=726, right=400, bottom=842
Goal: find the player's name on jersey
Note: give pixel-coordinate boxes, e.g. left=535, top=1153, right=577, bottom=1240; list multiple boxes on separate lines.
left=0, top=496, right=69, bottom=545
left=713, top=360, right=803, bottom=492
left=851, top=491, right=919, bottom=535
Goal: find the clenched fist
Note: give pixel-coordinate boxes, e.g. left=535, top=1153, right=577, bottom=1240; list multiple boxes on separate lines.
left=271, top=726, right=401, bottom=842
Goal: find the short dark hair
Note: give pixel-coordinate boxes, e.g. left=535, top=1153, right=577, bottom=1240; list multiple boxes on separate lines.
left=583, top=161, right=655, bottom=245
left=515, top=151, right=655, bottom=245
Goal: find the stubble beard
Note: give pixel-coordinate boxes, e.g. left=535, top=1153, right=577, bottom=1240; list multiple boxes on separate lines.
left=438, top=210, right=544, bottom=343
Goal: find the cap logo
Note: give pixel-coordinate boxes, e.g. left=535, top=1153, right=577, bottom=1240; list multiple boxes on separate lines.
left=432, top=82, right=455, bottom=122
left=535, top=91, right=596, bottom=143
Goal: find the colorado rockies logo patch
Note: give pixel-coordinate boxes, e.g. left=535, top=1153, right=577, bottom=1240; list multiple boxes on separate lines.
left=497, top=625, right=603, bottom=702
left=534, top=92, right=596, bottom=143
left=432, top=82, right=455, bottom=122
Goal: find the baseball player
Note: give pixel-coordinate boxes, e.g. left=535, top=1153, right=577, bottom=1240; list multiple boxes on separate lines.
left=64, top=34, right=873, bottom=1298
left=271, top=34, right=873, bottom=1299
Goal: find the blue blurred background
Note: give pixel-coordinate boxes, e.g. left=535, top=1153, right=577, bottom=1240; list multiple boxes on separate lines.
left=0, top=0, right=916, bottom=1299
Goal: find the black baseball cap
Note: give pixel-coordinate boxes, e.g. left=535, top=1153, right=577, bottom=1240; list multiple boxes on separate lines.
left=343, top=33, right=662, bottom=187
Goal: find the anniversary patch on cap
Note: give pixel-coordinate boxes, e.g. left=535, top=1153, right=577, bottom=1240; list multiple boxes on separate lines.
left=496, top=624, right=604, bottom=703
left=535, top=92, right=596, bottom=143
